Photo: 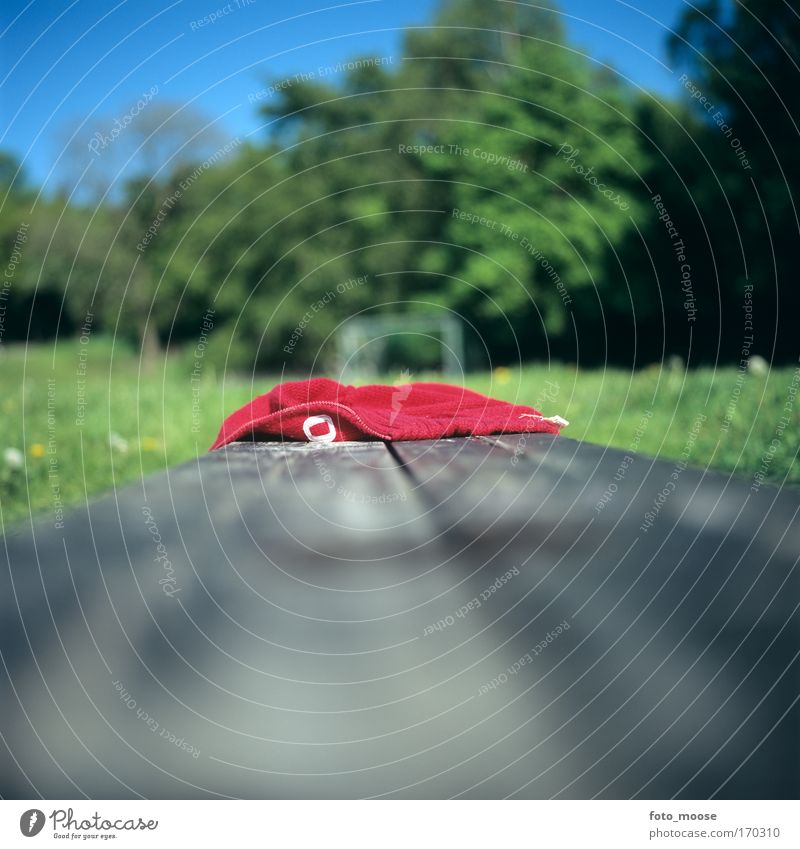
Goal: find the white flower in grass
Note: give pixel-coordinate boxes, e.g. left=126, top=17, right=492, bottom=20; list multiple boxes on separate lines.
left=747, top=354, right=769, bottom=377
left=109, top=432, right=129, bottom=454
left=3, top=447, right=23, bottom=469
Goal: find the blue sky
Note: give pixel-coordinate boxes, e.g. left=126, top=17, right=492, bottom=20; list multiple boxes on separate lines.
left=1, top=0, right=691, bottom=189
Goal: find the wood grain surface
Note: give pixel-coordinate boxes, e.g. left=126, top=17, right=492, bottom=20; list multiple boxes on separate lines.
left=1, top=435, right=798, bottom=798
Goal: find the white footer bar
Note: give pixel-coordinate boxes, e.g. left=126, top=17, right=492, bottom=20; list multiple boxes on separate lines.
left=1, top=800, right=796, bottom=847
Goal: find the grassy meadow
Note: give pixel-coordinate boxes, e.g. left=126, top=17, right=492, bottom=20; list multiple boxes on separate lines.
left=1, top=338, right=798, bottom=531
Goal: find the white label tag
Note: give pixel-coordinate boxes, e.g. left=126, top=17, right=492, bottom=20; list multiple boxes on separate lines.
left=302, top=414, right=337, bottom=443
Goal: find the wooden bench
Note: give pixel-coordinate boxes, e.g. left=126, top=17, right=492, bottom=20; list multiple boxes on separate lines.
left=1, top=435, right=798, bottom=798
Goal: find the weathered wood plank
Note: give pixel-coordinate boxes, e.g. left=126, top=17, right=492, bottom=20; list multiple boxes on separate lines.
left=0, top=436, right=797, bottom=799
left=390, top=435, right=800, bottom=798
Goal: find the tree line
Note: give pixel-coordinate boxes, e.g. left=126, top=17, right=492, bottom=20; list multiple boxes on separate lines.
left=1, top=0, right=796, bottom=372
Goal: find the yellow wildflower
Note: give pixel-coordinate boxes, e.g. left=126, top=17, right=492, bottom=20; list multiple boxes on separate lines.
left=493, top=366, right=511, bottom=385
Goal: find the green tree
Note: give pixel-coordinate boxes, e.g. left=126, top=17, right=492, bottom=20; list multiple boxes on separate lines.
left=256, top=0, right=647, bottom=367
left=668, top=0, right=800, bottom=362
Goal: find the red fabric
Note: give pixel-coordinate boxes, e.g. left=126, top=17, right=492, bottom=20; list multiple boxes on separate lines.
left=209, top=378, right=566, bottom=450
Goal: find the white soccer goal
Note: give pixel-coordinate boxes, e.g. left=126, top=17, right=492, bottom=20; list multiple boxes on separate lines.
left=337, top=313, right=465, bottom=379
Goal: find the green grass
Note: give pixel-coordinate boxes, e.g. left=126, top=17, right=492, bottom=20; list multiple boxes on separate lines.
left=1, top=340, right=798, bottom=531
